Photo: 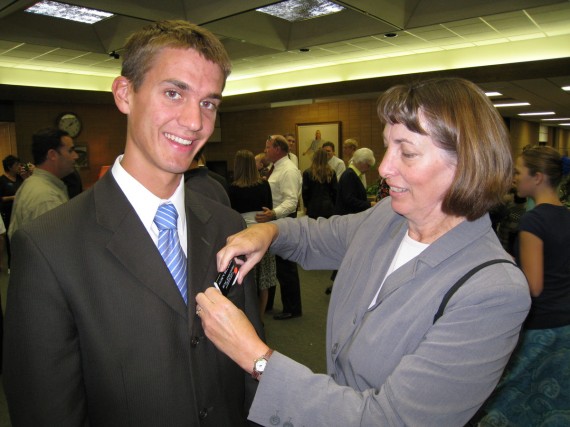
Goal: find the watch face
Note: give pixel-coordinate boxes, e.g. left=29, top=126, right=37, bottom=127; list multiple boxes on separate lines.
left=58, top=113, right=81, bottom=137
left=255, top=359, right=267, bottom=372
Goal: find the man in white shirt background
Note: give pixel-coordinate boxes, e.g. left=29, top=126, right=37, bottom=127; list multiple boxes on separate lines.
left=256, top=135, right=303, bottom=320
left=284, top=133, right=299, bottom=168
left=322, top=141, right=346, bottom=181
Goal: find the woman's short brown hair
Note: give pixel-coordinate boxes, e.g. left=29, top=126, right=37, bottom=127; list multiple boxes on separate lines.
left=377, top=77, right=512, bottom=221
left=121, top=20, right=232, bottom=91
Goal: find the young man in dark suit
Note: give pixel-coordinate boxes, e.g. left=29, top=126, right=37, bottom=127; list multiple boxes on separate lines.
left=3, top=20, right=262, bottom=426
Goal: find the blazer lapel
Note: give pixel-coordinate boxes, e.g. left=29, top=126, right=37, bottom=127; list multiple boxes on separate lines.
left=185, top=189, right=219, bottom=302
left=94, top=173, right=188, bottom=318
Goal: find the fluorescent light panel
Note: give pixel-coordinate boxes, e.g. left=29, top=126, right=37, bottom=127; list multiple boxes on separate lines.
left=257, top=0, right=344, bottom=22
left=493, top=102, right=530, bottom=108
left=518, top=111, right=555, bottom=116
left=25, top=0, right=113, bottom=24
left=485, top=91, right=502, bottom=97
left=562, top=86, right=570, bottom=91
left=541, top=117, right=570, bottom=121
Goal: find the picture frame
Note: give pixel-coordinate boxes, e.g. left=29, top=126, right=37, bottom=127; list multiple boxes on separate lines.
left=295, top=121, right=341, bottom=172
left=74, top=145, right=89, bottom=169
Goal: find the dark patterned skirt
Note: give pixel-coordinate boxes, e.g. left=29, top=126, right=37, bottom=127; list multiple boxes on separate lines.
left=255, top=251, right=277, bottom=291
left=479, top=324, right=570, bottom=426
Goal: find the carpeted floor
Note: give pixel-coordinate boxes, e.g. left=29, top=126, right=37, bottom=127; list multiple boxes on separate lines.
left=0, top=266, right=332, bottom=427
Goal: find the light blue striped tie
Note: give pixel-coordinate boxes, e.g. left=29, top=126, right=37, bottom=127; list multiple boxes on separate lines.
left=154, top=203, right=188, bottom=304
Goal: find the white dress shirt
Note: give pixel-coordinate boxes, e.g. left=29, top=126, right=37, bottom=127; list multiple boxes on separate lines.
left=268, top=155, right=302, bottom=218
left=111, top=155, right=187, bottom=255
left=328, top=155, right=346, bottom=180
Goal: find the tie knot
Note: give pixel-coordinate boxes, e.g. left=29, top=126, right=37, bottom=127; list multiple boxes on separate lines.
left=154, top=203, right=178, bottom=231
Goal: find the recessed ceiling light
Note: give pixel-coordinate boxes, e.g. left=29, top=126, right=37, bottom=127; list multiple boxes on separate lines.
left=25, top=0, right=113, bottom=24
left=518, top=112, right=555, bottom=116
left=384, top=33, right=398, bottom=38
left=493, top=102, right=530, bottom=108
left=257, top=0, right=344, bottom=22
left=485, top=91, right=502, bottom=97
left=562, top=86, right=570, bottom=91
left=541, top=117, right=570, bottom=121
left=560, top=123, right=570, bottom=126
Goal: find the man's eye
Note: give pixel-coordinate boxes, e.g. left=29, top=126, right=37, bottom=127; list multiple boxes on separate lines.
left=165, top=90, right=181, bottom=100
left=200, top=100, right=218, bottom=111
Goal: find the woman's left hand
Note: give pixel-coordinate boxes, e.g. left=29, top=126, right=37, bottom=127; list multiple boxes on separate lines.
left=196, top=288, right=269, bottom=373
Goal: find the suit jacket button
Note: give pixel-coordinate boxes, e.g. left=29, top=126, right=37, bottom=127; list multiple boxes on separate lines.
left=332, top=343, right=339, bottom=354
left=191, top=337, right=200, bottom=346
left=199, top=408, right=208, bottom=419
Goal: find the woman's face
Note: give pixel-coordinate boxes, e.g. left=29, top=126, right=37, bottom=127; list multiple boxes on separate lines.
left=513, top=156, right=534, bottom=198
left=379, top=121, right=457, bottom=228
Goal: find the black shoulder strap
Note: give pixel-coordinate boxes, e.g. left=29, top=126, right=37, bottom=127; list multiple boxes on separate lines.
left=432, top=259, right=516, bottom=324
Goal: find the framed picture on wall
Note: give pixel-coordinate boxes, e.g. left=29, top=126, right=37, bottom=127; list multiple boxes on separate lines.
left=296, top=121, right=341, bottom=172
left=74, top=145, right=89, bottom=169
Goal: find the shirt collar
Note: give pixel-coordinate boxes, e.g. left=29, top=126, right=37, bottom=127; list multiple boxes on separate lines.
left=110, top=155, right=186, bottom=232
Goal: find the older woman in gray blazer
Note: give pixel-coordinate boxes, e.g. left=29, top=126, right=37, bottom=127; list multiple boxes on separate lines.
left=196, top=78, right=531, bottom=426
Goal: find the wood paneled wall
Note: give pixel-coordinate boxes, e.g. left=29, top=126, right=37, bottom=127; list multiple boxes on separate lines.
left=13, top=102, right=126, bottom=188
left=206, top=99, right=385, bottom=185
left=6, top=98, right=570, bottom=189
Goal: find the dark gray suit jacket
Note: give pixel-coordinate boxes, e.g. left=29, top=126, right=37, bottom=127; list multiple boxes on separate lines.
left=3, top=171, right=262, bottom=426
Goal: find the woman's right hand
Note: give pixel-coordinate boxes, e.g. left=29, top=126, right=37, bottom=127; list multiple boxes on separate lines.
left=217, top=223, right=279, bottom=284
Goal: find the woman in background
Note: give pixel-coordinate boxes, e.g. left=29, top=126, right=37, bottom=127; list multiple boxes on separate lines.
left=302, top=148, right=337, bottom=219
left=228, top=150, right=276, bottom=319
left=481, top=146, right=570, bottom=426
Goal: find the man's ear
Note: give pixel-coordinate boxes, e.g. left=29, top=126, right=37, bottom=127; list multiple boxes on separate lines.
left=112, top=76, right=132, bottom=114
left=46, top=148, right=59, bottom=162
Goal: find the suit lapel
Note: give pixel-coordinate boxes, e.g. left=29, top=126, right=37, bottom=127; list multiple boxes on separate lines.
left=94, top=173, right=188, bottom=318
left=185, top=189, right=218, bottom=301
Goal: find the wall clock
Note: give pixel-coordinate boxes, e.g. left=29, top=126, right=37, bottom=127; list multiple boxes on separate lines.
left=57, top=112, right=82, bottom=138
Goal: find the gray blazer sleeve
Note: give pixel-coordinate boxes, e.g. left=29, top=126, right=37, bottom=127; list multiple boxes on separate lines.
left=249, top=203, right=530, bottom=427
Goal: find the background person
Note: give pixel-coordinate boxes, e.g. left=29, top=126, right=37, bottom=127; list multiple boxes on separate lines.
left=228, top=149, right=277, bottom=319
left=0, top=155, right=27, bottom=268
left=184, top=147, right=230, bottom=206
left=342, top=137, right=358, bottom=165
left=322, top=141, right=346, bottom=180
left=256, top=135, right=302, bottom=320
left=3, top=20, right=262, bottom=426
left=284, top=132, right=299, bottom=168
left=8, top=128, right=77, bottom=239
left=334, top=147, right=376, bottom=215
left=480, top=146, right=570, bottom=426
left=0, top=214, right=5, bottom=373
left=302, top=148, right=337, bottom=219
left=196, top=78, right=530, bottom=427
left=255, top=152, right=272, bottom=180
